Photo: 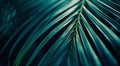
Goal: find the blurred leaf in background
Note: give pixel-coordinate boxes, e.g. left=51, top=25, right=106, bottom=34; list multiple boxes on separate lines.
left=0, top=0, right=120, bottom=66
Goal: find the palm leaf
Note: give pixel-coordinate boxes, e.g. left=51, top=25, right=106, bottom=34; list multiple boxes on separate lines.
left=0, top=0, right=120, bottom=66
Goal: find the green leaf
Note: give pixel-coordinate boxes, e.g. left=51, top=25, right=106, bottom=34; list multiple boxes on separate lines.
left=0, top=0, right=120, bottom=66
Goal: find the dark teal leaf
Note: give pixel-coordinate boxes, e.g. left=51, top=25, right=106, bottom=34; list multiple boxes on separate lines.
left=0, top=0, right=120, bottom=66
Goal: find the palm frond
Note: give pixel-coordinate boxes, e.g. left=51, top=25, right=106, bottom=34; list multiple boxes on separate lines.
left=0, top=0, right=120, bottom=66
